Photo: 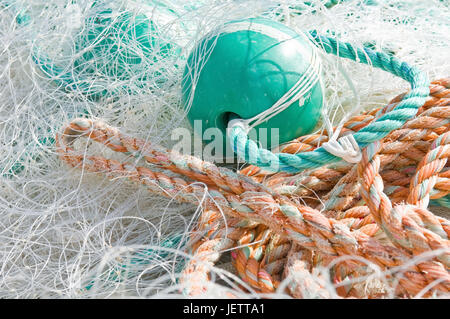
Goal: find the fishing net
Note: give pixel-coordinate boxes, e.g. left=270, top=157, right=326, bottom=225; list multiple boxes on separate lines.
left=0, top=0, right=448, bottom=298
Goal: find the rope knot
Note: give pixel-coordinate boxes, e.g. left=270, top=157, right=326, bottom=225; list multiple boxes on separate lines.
left=322, top=134, right=362, bottom=163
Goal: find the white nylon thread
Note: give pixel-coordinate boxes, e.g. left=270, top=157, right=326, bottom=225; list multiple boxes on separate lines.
left=1, top=0, right=448, bottom=299
left=318, top=45, right=363, bottom=163
left=228, top=42, right=322, bottom=135
left=246, top=46, right=322, bottom=129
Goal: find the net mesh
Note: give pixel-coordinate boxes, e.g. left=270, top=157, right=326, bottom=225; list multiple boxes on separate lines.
left=0, top=0, right=448, bottom=298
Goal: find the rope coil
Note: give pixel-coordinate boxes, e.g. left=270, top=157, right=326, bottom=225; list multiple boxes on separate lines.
left=56, top=78, right=449, bottom=298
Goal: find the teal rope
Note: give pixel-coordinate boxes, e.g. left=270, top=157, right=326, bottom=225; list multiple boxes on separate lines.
left=229, top=31, right=430, bottom=173
left=430, top=195, right=450, bottom=208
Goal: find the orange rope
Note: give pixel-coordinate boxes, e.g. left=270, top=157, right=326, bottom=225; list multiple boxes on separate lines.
left=56, top=78, right=450, bottom=298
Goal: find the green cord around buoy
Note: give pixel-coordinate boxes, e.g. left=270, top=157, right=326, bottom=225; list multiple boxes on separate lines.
left=226, top=31, right=429, bottom=172
left=181, top=23, right=427, bottom=172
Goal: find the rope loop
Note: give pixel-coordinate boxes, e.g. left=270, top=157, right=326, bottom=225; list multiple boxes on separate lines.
left=228, top=32, right=430, bottom=173
left=322, top=134, right=362, bottom=163
left=56, top=79, right=450, bottom=297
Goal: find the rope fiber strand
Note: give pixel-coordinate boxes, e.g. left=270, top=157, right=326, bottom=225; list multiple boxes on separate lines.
left=56, top=78, right=449, bottom=298
left=3, top=0, right=449, bottom=299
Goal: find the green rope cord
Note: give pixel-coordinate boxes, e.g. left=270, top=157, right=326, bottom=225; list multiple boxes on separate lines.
left=229, top=30, right=430, bottom=173
left=430, top=195, right=450, bottom=208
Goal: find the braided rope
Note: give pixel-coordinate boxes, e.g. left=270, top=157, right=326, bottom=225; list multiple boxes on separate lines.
left=180, top=211, right=289, bottom=295
left=294, top=126, right=450, bottom=297
left=56, top=117, right=273, bottom=198
left=229, top=33, right=430, bottom=173
left=315, top=103, right=449, bottom=213
left=357, top=135, right=450, bottom=295
left=179, top=209, right=258, bottom=296
left=231, top=226, right=293, bottom=293
left=240, top=78, right=450, bottom=179
left=56, top=79, right=449, bottom=296
left=407, top=133, right=450, bottom=208
left=56, top=103, right=449, bottom=296
left=232, top=226, right=276, bottom=293
left=360, top=137, right=450, bottom=261
left=241, top=80, right=450, bottom=215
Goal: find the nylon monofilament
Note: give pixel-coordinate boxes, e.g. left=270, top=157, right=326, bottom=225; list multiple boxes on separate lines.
left=2, top=0, right=449, bottom=299
left=4, top=0, right=188, bottom=98
left=0, top=0, right=191, bottom=176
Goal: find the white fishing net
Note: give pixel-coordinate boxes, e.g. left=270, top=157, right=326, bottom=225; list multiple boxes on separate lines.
left=0, top=0, right=448, bottom=298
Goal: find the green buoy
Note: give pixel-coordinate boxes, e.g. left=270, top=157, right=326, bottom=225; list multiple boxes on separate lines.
left=34, top=0, right=184, bottom=98
left=182, top=17, right=323, bottom=157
